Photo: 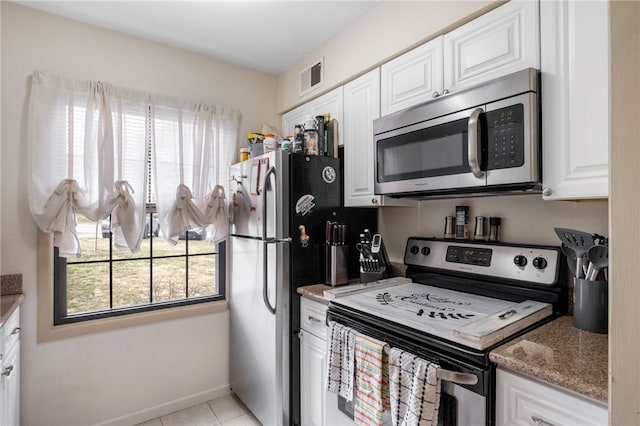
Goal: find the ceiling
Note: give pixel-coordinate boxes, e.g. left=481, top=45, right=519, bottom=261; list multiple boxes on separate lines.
left=15, top=0, right=381, bottom=75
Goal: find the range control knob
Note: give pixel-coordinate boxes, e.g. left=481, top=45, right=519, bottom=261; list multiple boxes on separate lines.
left=410, top=245, right=420, bottom=255
left=421, top=247, right=431, bottom=256
left=513, top=255, right=528, bottom=267
left=533, top=257, right=548, bottom=270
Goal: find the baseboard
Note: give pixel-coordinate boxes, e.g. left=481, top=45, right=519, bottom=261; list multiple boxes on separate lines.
left=94, top=385, right=232, bottom=426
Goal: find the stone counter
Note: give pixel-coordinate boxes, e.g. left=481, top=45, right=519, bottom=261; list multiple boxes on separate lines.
left=490, top=315, right=608, bottom=402
left=1, top=274, right=24, bottom=326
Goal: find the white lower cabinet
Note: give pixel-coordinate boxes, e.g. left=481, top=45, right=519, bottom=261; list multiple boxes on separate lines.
left=1, top=307, right=21, bottom=426
left=495, top=369, right=607, bottom=426
left=300, top=298, right=328, bottom=426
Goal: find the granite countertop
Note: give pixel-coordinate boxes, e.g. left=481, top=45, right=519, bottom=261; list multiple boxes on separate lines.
left=490, top=315, right=608, bottom=402
left=1, top=274, right=24, bottom=326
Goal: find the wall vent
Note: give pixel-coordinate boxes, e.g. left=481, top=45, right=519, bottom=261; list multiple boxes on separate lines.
left=299, top=58, right=323, bottom=96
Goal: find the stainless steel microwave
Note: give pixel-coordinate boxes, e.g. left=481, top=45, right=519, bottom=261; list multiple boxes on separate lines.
left=373, top=68, right=541, bottom=198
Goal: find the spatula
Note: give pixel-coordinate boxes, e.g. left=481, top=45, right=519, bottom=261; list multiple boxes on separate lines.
left=554, top=228, right=595, bottom=279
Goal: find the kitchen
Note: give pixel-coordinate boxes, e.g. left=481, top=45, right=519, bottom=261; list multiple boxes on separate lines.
left=0, top=1, right=636, bottom=426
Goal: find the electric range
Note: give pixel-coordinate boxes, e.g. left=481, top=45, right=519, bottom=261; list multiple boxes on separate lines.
left=325, top=237, right=567, bottom=426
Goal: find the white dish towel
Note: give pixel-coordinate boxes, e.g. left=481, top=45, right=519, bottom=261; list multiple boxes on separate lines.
left=326, top=321, right=357, bottom=401
left=388, top=348, right=441, bottom=426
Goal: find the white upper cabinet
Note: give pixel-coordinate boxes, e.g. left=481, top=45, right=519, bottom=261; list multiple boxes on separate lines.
left=380, top=36, right=444, bottom=116
left=281, top=105, right=307, bottom=139
left=380, top=1, right=539, bottom=116
left=281, top=87, right=344, bottom=146
left=540, top=0, right=609, bottom=200
left=443, top=0, right=540, bottom=93
left=344, top=69, right=380, bottom=207
left=344, top=69, right=415, bottom=207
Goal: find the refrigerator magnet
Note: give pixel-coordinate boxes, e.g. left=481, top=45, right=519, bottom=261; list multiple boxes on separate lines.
left=295, top=194, right=315, bottom=216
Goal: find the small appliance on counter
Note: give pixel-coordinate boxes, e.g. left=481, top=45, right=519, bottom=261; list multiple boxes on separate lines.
left=324, top=221, right=348, bottom=286
left=358, top=230, right=390, bottom=283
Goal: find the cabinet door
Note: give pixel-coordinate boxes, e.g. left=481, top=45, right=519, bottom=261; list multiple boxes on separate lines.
left=344, top=69, right=382, bottom=207
left=344, top=69, right=416, bottom=208
left=381, top=36, right=444, bottom=116
left=2, top=345, right=20, bottom=426
left=496, top=369, right=607, bottom=426
left=300, top=330, right=327, bottom=426
left=282, top=104, right=308, bottom=139
left=540, top=0, right=609, bottom=200
left=308, top=87, right=344, bottom=147
left=444, top=0, right=539, bottom=93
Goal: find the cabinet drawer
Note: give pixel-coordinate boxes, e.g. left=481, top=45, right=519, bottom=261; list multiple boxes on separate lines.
left=496, top=369, right=607, bottom=426
left=301, top=297, right=328, bottom=340
left=2, top=307, right=20, bottom=353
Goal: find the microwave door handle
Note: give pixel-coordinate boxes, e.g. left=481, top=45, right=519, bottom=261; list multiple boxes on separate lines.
left=467, top=107, right=485, bottom=179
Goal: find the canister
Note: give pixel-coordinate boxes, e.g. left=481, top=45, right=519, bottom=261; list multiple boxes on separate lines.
left=240, top=148, right=250, bottom=162
left=263, top=134, right=277, bottom=153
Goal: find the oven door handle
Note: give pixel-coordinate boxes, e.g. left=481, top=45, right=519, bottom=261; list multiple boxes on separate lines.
left=467, top=107, right=485, bottom=179
left=436, top=368, right=479, bottom=385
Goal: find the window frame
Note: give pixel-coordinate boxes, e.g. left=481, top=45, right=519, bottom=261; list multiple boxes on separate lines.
left=52, top=226, right=226, bottom=326
left=37, top=231, right=228, bottom=342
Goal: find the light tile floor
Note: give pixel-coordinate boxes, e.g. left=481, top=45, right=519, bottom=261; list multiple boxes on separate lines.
left=136, top=394, right=261, bottom=426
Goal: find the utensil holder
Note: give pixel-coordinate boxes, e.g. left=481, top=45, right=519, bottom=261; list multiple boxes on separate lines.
left=325, top=245, right=348, bottom=286
left=573, top=278, right=608, bottom=334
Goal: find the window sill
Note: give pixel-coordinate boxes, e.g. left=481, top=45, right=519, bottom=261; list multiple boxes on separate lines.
left=37, top=231, right=228, bottom=343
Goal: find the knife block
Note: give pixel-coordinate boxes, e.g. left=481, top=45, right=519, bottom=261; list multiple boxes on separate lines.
left=325, top=245, right=348, bottom=286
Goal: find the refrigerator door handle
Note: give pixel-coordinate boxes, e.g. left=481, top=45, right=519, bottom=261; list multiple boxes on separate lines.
left=262, top=166, right=277, bottom=315
left=262, top=166, right=276, bottom=241
left=262, top=240, right=277, bottom=315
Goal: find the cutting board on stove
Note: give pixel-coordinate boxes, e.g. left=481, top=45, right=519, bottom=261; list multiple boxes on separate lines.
left=453, top=301, right=552, bottom=348
left=323, top=277, right=410, bottom=299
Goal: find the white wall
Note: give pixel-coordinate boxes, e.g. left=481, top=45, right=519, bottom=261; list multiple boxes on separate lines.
left=276, top=0, right=496, bottom=113
left=379, top=195, right=608, bottom=262
left=1, top=3, right=278, bottom=425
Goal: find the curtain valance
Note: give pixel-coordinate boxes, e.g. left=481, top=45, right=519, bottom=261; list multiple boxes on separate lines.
left=28, top=71, right=240, bottom=257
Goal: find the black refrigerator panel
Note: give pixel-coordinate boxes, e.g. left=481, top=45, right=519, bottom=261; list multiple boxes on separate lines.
left=288, top=153, right=342, bottom=288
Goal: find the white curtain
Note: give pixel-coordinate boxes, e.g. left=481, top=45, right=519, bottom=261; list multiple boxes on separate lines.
left=28, top=71, right=240, bottom=256
left=28, top=72, right=148, bottom=257
left=152, top=99, right=240, bottom=245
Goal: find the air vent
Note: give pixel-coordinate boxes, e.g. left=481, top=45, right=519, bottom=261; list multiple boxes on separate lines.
left=299, top=58, right=323, bottom=96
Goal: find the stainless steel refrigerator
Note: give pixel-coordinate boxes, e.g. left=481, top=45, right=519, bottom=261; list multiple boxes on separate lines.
left=228, top=150, right=376, bottom=425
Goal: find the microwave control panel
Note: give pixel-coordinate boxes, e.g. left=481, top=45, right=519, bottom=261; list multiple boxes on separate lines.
left=486, top=104, right=525, bottom=170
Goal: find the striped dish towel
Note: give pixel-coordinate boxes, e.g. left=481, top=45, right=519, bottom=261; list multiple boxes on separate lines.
left=353, top=334, right=390, bottom=426
left=388, top=348, right=441, bottom=426
left=326, top=321, right=357, bottom=401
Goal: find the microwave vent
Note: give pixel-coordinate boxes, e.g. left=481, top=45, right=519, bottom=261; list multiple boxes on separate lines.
left=299, top=58, right=323, bottom=96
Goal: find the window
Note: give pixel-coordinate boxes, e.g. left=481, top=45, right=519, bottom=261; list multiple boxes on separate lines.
left=53, top=214, right=226, bottom=324
left=28, top=72, right=239, bottom=325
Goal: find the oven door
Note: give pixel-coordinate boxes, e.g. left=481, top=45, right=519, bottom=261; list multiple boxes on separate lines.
left=374, top=107, right=487, bottom=196
left=326, top=375, right=486, bottom=426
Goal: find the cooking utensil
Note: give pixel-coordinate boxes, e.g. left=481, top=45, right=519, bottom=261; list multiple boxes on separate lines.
left=586, top=244, right=609, bottom=281
left=560, top=244, right=578, bottom=277
left=554, top=227, right=594, bottom=279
